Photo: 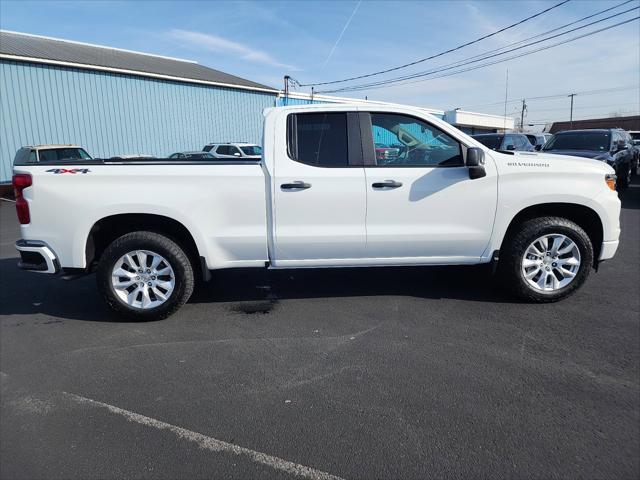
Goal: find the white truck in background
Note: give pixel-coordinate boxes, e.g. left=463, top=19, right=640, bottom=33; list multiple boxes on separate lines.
left=13, top=104, right=621, bottom=320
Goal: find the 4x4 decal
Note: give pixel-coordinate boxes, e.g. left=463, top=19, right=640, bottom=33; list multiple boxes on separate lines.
left=46, top=168, right=91, bottom=174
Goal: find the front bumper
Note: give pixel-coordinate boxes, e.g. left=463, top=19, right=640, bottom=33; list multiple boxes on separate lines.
left=15, top=240, right=60, bottom=274
left=599, top=240, right=619, bottom=261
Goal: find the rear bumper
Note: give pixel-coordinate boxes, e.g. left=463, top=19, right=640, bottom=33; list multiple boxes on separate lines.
left=599, top=240, right=619, bottom=261
left=15, top=240, right=60, bottom=274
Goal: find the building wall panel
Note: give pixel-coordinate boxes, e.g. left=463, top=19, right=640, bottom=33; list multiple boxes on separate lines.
left=0, top=60, right=276, bottom=182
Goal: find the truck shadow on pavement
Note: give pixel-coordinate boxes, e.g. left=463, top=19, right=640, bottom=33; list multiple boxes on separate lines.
left=0, top=259, right=512, bottom=323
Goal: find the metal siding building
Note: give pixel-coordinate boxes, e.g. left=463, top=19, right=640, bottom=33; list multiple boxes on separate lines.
left=0, top=30, right=279, bottom=184
left=0, top=60, right=275, bottom=181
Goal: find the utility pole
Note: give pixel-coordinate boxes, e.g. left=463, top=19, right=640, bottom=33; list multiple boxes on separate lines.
left=283, top=75, right=290, bottom=106
left=520, top=99, right=527, bottom=132
left=568, top=93, right=576, bottom=129
left=503, top=69, right=509, bottom=131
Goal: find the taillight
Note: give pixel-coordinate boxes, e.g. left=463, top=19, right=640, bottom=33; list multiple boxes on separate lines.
left=12, top=173, right=32, bottom=224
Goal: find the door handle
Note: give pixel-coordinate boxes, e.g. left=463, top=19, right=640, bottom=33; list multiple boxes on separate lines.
left=372, top=180, right=402, bottom=189
left=281, top=181, right=311, bottom=190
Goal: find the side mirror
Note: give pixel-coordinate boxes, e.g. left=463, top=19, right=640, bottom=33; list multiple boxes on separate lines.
left=506, top=144, right=516, bottom=151
left=466, top=147, right=486, bottom=179
left=534, top=144, right=542, bottom=151
left=616, top=140, right=627, bottom=151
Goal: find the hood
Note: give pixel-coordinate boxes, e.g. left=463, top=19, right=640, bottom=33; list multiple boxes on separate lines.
left=541, top=149, right=611, bottom=160
left=493, top=150, right=615, bottom=175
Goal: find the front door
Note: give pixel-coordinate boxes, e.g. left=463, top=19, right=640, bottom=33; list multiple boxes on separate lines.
left=271, top=111, right=367, bottom=267
left=361, top=112, right=498, bottom=263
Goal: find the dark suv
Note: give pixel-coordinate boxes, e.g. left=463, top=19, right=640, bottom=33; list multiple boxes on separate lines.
left=542, top=129, right=635, bottom=189
left=471, top=133, right=535, bottom=152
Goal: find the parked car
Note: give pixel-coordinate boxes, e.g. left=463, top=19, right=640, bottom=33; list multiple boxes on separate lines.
left=525, top=133, right=552, bottom=150
left=168, top=151, right=215, bottom=160
left=203, top=142, right=262, bottom=160
left=13, top=145, right=92, bottom=164
left=374, top=143, right=400, bottom=163
left=472, top=133, right=535, bottom=152
left=13, top=104, right=620, bottom=320
left=542, top=129, right=635, bottom=189
left=622, top=130, right=640, bottom=176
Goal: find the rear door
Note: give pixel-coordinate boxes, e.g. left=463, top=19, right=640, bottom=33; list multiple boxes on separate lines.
left=271, top=111, right=367, bottom=267
left=361, top=112, right=498, bottom=262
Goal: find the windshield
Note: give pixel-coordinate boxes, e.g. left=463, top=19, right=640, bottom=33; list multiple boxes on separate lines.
left=240, top=145, right=262, bottom=156
left=473, top=135, right=502, bottom=150
left=39, top=148, right=92, bottom=162
left=544, top=132, right=611, bottom=151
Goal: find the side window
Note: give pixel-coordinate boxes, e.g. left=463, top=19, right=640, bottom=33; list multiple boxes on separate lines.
left=514, top=135, right=528, bottom=149
left=369, top=113, right=463, bottom=167
left=288, top=113, right=349, bottom=167
left=28, top=151, right=37, bottom=162
left=39, top=150, right=58, bottom=162
left=612, top=132, right=621, bottom=149
left=503, top=135, right=515, bottom=150
left=216, top=146, right=229, bottom=155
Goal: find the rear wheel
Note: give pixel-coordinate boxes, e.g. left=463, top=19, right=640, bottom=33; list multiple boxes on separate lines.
left=97, top=231, right=194, bottom=320
left=499, top=217, right=593, bottom=302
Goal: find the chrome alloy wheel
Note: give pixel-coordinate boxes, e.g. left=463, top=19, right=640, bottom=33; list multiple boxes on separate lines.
left=521, top=234, right=581, bottom=292
left=111, top=250, right=175, bottom=309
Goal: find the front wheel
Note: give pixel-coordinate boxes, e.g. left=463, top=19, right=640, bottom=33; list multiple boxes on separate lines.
left=499, top=217, right=594, bottom=303
left=96, top=231, right=194, bottom=320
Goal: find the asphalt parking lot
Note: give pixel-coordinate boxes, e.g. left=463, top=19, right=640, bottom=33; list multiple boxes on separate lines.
left=1, top=182, right=638, bottom=480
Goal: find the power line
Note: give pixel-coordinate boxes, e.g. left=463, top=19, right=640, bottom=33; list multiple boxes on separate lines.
left=299, top=0, right=571, bottom=87
left=464, top=85, right=639, bottom=109
left=317, top=8, right=639, bottom=93
left=528, top=111, right=640, bottom=123
left=317, top=14, right=639, bottom=94
left=450, top=0, right=634, bottom=68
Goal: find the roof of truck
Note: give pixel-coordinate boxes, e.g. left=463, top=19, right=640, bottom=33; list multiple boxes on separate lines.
left=0, top=30, right=276, bottom=93
left=23, top=144, right=84, bottom=150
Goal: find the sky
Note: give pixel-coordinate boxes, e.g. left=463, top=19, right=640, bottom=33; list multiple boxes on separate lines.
left=1, top=0, right=639, bottom=128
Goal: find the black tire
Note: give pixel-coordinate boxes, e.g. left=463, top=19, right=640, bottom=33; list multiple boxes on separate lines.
left=617, top=163, right=631, bottom=190
left=96, top=231, right=194, bottom=320
left=499, top=217, right=593, bottom=303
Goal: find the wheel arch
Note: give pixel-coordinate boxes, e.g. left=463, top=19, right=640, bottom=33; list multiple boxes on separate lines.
left=499, top=203, right=604, bottom=265
left=86, top=213, right=209, bottom=281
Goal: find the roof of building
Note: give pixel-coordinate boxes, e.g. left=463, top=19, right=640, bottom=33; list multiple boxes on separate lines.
left=0, top=30, right=277, bottom=93
left=549, top=115, right=640, bottom=134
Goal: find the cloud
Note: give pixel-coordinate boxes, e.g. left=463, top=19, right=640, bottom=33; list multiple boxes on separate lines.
left=168, top=29, right=296, bottom=70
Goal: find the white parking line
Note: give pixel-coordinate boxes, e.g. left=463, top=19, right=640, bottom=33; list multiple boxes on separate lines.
left=63, top=392, right=345, bottom=480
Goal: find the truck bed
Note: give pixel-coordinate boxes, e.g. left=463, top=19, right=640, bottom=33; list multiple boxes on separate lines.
left=13, top=161, right=269, bottom=270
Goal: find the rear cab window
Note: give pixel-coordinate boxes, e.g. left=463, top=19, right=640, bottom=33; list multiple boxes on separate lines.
left=39, top=148, right=92, bottom=162
left=287, top=112, right=350, bottom=167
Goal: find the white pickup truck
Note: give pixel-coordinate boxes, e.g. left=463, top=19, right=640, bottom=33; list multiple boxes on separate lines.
left=13, top=104, right=621, bottom=320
